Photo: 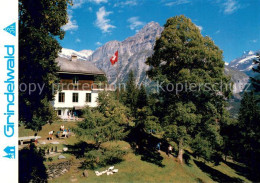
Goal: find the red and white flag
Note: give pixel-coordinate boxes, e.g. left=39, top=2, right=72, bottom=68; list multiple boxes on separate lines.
left=110, top=50, right=118, bottom=65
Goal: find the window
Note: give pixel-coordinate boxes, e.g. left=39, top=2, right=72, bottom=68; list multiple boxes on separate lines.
left=58, top=92, right=65, bottom=102
left=86, top=93, right=91, bottom=102
left=73, top=76, right=79, bottom=84
left=73, top=93, right=78, bottom=102
left=57, top=110, right=62, bottom=115
left=73, top=76, right=79, bottom=90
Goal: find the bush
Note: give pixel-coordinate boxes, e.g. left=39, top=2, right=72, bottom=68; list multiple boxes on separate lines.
left=80, top=146, right=127, bottom=170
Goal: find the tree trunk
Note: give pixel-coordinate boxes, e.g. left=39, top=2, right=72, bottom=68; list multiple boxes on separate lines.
left=177, top=138, right=184, bottom=164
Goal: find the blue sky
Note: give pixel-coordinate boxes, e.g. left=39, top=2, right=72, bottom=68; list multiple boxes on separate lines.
left=60, top=0, right=260, bottom=63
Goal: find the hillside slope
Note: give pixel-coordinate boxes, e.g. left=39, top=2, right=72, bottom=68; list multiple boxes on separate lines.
left=49, top=140, right=251, bottom=183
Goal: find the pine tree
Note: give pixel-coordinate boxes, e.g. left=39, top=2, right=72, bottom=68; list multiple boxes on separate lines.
left=135, top=107, right=160, bottom=132
left=146, top=15, right=232, bottom=163
left=124, top=70, right=139, bottom=116
left=238, top=92, right=260, bottom=159
left=136, top=84, right=148, bottom=109
left=19, top=0, right=71, bottom=131
left=219, top=110, right=238, bottom=162
left=237, top=92, right=260, bottom=171
left=251, top=54, right=260, bottom=92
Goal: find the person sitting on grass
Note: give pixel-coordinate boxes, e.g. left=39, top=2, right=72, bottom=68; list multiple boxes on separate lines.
left=60, top=125, right=65, bottom=131
left=63, top=129, right=68, bottom=138
left=49, top=130, right=55, bottom=140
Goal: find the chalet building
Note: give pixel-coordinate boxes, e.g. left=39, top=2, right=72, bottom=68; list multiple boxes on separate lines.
left=52, top=55, right=106, bottom=119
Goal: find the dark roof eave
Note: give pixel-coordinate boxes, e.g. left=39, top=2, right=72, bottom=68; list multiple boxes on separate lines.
left=57, top=71, right=105, bottom=76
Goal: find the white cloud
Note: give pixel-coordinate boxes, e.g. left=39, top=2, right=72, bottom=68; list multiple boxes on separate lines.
left=88, top=7, right=93, bottom=12
left=127, top=17, right=145, bottom=31
left=71, top=0, right=85, bottom=9
left=215, top=30, right=220, bottom=34
left=251, top=39, right=258, bottom=43
left=71, top=0, right=107, bottom=9
left=90, top=0, right=107, bottom=3
left=95, top=41, right=102, bottom=46
left=114, top=0, right=138, bottom=7
left=62, top=13, right=78, bottom=31
left=95, top=6, right=115, bottom=33
left=195, top=24, right=203, bottom=31
left=75, top=38, right=81, bottom=43
left=223, top=0, right=240, bottom=14
left=165, top=0, right=190, bottom=6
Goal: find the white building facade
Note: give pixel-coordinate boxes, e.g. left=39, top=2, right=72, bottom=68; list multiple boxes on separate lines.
left=52, top=56, right=107, bottom=119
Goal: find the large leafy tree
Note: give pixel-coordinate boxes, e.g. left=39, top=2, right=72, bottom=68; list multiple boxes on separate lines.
left=146, top=15, right=232, bottom=163
left=19, top=0, right=71, bottom=130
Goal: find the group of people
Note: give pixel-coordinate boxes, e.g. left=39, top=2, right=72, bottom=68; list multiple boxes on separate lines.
left=48, top=124, right=71, bottom=140
left=156, top=142, right=174, bottom=157
left=67, top=111, right=78, bottom=120
left=60, top=124, right=70, bottom=138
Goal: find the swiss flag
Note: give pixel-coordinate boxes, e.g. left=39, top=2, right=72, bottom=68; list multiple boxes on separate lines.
left=110, top=51, right=118, bottom=65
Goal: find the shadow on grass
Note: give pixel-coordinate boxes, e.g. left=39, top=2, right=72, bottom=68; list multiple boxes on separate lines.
left=126, top=127, right=166, bottom=167
left=195, top=178, right=207, bottom=183
left=224, top=161, right=260, bottom=182
left=194, top=160, right=244, bottom=183
left=64, top=141, right=126, bottom=170
left=140, top=148, right=164, bottom=167
left=19, top=143, right=48, bottom=183
left=64, top=141, right=97, bottom=158
left=183, top=152, right=192, bottom=166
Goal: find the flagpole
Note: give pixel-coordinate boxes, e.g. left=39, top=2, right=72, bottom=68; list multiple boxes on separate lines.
left=116, top=52, right=119, bottom=99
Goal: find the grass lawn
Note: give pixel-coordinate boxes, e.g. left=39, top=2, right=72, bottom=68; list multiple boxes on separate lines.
left=19, top=120, right=78, bottom=139
left=50, top=142, right=250, bottom=183
left=19, top=121, right=251, bottom=183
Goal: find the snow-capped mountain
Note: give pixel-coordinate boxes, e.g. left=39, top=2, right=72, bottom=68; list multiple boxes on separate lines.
left=228, top=50, right=260, bottom=76
left=59, top=48, right=93, bottom=60
left=79, top=50, right=94, bottom=57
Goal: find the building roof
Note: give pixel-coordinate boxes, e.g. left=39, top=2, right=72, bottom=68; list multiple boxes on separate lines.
left=55, top=57, right=105, bottom=75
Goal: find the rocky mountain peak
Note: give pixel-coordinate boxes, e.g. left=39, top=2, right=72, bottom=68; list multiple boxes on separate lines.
left=87, top=22, right=163, bottom=85
left=136, top=21, right=162, bottom=34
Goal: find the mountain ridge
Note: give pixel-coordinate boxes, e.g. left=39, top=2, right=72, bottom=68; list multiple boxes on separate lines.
left=228, top=50, right=260, bottom=76
left=60, top=22, right=253, bottom=98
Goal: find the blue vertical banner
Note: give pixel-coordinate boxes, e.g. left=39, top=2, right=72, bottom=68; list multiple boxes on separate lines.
left=0, top=0, right=18, bottom=182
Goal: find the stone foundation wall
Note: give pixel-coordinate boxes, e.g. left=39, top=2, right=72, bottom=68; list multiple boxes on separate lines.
left=47, top=160, right=71, bottom=180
